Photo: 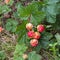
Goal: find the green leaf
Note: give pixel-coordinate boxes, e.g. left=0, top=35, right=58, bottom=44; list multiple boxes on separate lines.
left=6, top=19, right=18, bottom=32
left=13, top=44, right=27, bottom=60
left=53, top=14, right=60, bottom=30
left=44, top=5, right=56, bottom=23
left=40, top=32, right=53, bottom=49
left=44, top=0, right=59, bottom=4
left=18, top=33, right=28, bottom=44
left=30, top=11, right=45, bottom=25
left=43, top=0, right=60, bottom=23
left=14, top=44, right=27, bottom=55
left=0, top=5, right=11, bottom=14
left=46, top=4, right=56, bottom=23
left=47, top=14, right=56, bottom=23
left=55, top=33, right=60, bottom=45
left=16, top=20, right=28, bottom=44
left=41, top=32, right=53, bottom=41
left=28, top=51, right=42, bottom=60
left=56, top=2, right=60, bottom=14
left=17, top=3, right=30, bottom=20
left=8, top=0, right=14, bottom=5
left=16, top=1, right=45, bottom=21
left=0, top=51, right=6, bottom=60
left=14, top=56, right=24, bottom=60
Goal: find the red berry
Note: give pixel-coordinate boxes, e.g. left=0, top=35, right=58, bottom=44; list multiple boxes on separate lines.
left=33, top=32, right=41, bottom=39
left=30, top=39, right=38, bottom=47
left=26, top=23, right=33, bottom=31
left=4, top=0, right=10, bottom=4
left=27, top=31, right=34, bottom=38
left=0, top=27, right=3, bottom=32
left=37, top=24, right=45, bottom=32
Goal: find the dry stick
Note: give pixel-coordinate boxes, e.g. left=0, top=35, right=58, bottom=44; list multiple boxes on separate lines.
left=4, top=30, right=12, bottom=38
left=4, top=30, right=17, bottom=45
left=3, top=30, right=15, bottom=41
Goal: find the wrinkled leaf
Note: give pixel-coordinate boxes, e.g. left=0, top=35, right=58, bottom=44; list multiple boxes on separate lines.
left=28, top=51, right=42, bottom=60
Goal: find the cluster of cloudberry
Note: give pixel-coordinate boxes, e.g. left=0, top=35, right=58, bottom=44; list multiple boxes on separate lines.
left=26, top=23, right=45, bottom=47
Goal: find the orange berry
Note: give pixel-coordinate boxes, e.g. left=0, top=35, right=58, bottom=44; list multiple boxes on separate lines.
left=26, top=23, right=33, bottom=31
left=33, top=32, right=41, bottom=39
left=30, top=39, right=38, bottom=47
left=0, top=27, right=3, bottom=32
left=5, top=0, right=10, bottom=4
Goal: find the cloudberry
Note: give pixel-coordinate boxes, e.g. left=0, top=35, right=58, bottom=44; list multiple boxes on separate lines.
left=26, top=23, right=33, bottom=31
left=33, top=32, right=41, bottom=39
left=30, top=39, right=38, bottom=47
left=27, top=31, right=34, bottom=38
left=37, top=24, right=45, bottom=32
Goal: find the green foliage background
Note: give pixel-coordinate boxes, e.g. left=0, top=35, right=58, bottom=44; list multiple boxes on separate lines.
left=0, top=0, right=60, bottom=60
